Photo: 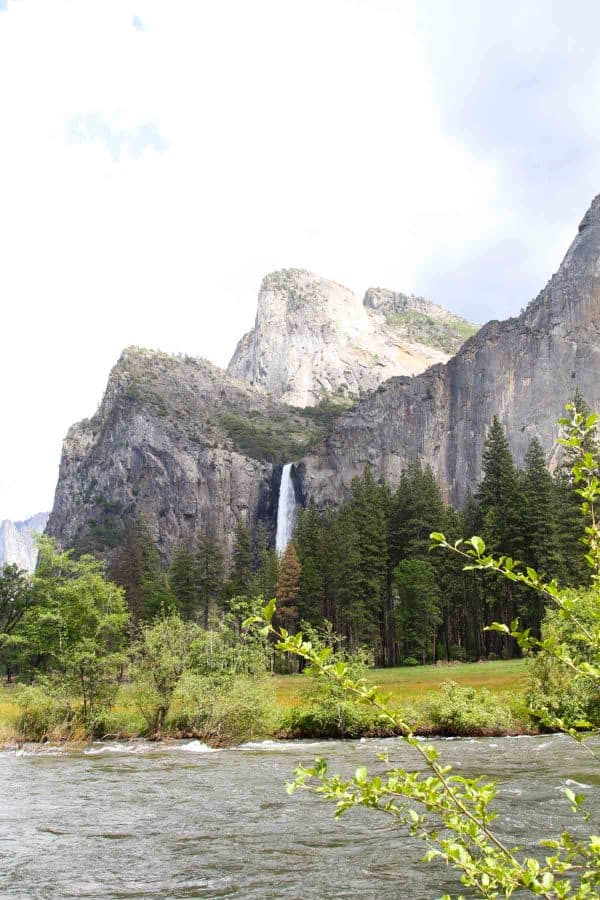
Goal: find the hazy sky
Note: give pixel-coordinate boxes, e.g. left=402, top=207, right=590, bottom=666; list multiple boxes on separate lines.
left=2, top=0, right=600, bottom=521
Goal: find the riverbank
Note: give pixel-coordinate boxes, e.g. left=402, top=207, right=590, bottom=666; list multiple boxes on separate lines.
left=0, top=659, right=535, bottom=745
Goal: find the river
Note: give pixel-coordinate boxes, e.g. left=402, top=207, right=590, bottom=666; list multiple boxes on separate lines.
left=1, top=734, right=598, bottom=898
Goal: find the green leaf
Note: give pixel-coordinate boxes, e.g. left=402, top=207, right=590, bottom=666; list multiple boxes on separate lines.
left=468, top=536, right=485, bottom=556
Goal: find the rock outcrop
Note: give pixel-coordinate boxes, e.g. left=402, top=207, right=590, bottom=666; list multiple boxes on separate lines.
left=228, top=269, right=476, bottom=407
left=0, top=513, right=49, bottom=572
left=46, top=193, right=600, bottom=563
left=301, top=194, right=600, bottom=507
left=45, top=348, right=323, bottom=563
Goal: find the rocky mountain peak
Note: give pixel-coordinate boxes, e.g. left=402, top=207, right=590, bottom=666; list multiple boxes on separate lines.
left=303, top=191, right=600, bottom=509
left=228, top=269, right=476, bottom=406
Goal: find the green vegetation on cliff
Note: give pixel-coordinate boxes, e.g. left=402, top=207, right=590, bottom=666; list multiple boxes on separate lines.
left=385, top=308, right=478, bottom=353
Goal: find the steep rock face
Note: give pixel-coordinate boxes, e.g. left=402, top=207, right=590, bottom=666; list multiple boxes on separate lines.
left=302, top=195, right=600, bottom=507
left=228, top=269, right=474, bottom=406
left=46, top=349, right=313, bottom=564
left=0, top=513, right=49, bottom=572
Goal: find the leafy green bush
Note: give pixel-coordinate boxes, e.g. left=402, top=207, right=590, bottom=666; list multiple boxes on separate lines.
left=281, top=698, right=375, bottom=738
left=205, top=675, right=275, bottom=744
left=165, top=671, right=211, bottom=732
left=166, top=672, right=274, bottom=743
left=130, top=615, right=200, bottom=734
left=401, top=656, right=420, bottom=667
left=15, top=685, right=72, bottom=741
left=418, top=681, right=513, bottom=735
left=526, top=590, right=600, bottom=729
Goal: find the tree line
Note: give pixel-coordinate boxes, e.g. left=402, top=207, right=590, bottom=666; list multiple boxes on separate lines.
left=1, top=392, right=594, bottom=677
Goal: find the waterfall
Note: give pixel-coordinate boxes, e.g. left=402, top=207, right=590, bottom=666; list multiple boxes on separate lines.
left=275, top=463, right=297, bottom=555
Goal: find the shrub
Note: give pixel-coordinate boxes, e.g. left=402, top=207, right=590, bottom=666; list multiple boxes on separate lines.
left=419, top=681, right=513, bottom=735
left=402, top=656, right=420, bottom=667
left=281, top=698, right=375, bottom=738
left=526, top=590, right=600, bottom=729
left=129, top=615, right=201, bottom=734
left=166, top=671, right=211, bottom=732
left=15, top=685, right=72, bottom=741
left=205, top=675, right=275, bottom=744
left=166, top=672, right=274, bottom=744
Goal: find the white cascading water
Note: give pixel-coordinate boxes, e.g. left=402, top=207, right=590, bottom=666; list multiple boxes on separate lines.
left=275, top=463, right=297, bottom=555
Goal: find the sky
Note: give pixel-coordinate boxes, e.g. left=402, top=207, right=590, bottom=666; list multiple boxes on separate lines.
left=2, top=0, right=600, bottom=521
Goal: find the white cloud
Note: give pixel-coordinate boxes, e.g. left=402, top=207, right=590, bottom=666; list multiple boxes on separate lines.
left=0, top=0, right=589, bottom=520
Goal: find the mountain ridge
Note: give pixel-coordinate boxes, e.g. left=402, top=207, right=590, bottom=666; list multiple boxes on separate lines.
left=301, top=194, right=600, bottom=508
left=227, top=268, right=476, bottom=407
left=45, top=193, right=600, bottom=561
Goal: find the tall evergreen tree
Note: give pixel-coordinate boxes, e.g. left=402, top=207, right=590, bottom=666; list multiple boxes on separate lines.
left=275, top=542, right=302, bottom=629
left=249, top=522, right=279, bottom=600
left=111, top=517, right=174, bottom=622
left=346, top=468, right=388, bottom=650
left=518, top=438, right=563, bottom=632
left=475, top=418, right=523, bottom=656
left=294, top=504, right=326, bottom=623
left=227, top=521, right=253, bottom=598
left=393, top=558, right=441, bottom=664
left=522, top=438, right=562, bottom=578
left=554, top=389, right=598, bottom=586
left=476, top=417, right=522, bottom=557
left=328, top=504, right=363, bottom=646
left=389, top=461, right=445, bottom=565
left=194, top=532, right=225, bottom=627
left=168, top=545, right=197, bottom=620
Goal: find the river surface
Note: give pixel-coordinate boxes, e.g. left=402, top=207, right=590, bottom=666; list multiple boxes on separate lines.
left=1, top=734, right=598, bottom=899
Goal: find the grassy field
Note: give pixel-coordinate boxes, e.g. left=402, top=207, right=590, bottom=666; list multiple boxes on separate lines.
left=0, top=658, right=529, bottom=741
left=272, top=658, right=528, bottom=708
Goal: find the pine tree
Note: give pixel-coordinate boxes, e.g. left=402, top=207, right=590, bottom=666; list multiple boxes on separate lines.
left=110, top=521, right=145, bottom=622
left=522, top=438, right=562, bottom=578
left=554, top=389, right=598, bottom=586
left=475, top=418, right=523, bottom=656
left=553, top=470, right=589, bottom=585
left=194, top=532, right=225, bottom=627
left=327, top=505, right=363, bottom=646
left=518, top=438, right=563, bottom=632
left=111, top=518, right=174, bottom=622
left=346, top=468, right=388, bottom=650
left=476, top=417, right=522, bottom=557
left=226, top=521, right=253, bottom=598
left=389, top=461, right=445, bottom=565
left=137, top=518, right=175, bottom=620
left=168, top=545, right=197, bottom=620
left=293, top=504, right=326, bottom=623
left=275, top=542, right=302, bottom=629
left=393, top=558, right=441, bottom=664
left=249, top=522, right=279, bottom=600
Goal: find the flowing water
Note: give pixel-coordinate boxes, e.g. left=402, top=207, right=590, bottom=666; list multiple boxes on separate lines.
left=1, top=734, right=599, bottom=899
left=275, top=464, right=296, bottom=556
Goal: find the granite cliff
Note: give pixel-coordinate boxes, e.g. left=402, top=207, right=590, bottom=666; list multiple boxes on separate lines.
left=0, top=513, right=49, bottom=572
left=46, top=193, right=600, bottom=560
left=46, top=349, right=324, bottom=563
left=302, top=194, right=600, bottom=508
left=228, top=269, right=476, bottom=406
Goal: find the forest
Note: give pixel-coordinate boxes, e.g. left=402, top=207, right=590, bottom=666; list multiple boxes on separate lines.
left=0, top=393, right=597, bottom=747
left=90, top=391, right=596, bottom=669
